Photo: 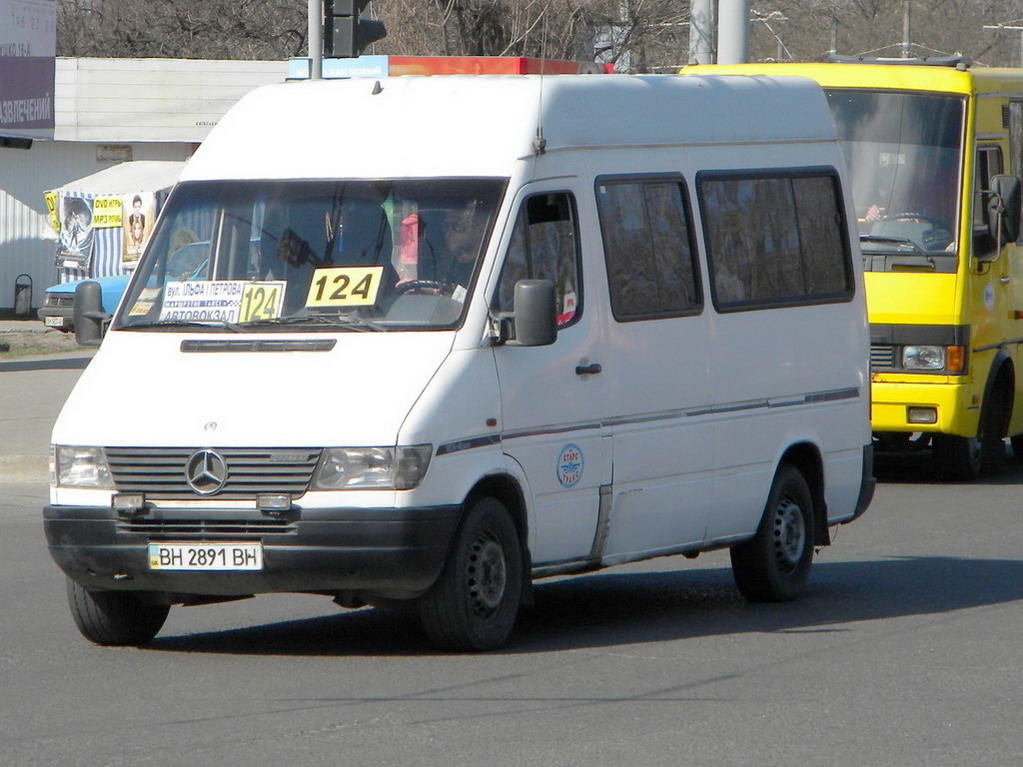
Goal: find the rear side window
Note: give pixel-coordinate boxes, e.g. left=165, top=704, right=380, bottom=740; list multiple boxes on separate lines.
left=699, top=169, right=853, bottom=312
left=596, top=176, right=701, bottom=321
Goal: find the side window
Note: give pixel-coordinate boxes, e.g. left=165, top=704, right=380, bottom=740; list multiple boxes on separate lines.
left=699, top=170, right=853, bottom=312
left=1010, top=102, right=1023, bottom=180
left=973, top=145, right=1003, bottom=232
left=596, top=177, right=701, bottom=321
left=494, top=192, right=580, bottom=328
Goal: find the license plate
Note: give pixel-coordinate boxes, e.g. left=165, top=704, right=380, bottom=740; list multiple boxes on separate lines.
left=44, top=315, right=65, bottom=328
left=148, top=542, right=263, bottom=571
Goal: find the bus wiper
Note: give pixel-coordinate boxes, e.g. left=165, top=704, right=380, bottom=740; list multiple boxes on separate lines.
left=859, top=234, right=936, bottom=266
left=128, top=319, right=245, bottom=332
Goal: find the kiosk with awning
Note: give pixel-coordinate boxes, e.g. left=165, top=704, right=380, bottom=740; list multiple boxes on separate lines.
left=45, top=160, right=185, bottom=282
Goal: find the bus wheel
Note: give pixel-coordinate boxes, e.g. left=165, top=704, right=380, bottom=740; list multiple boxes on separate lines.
left=933, top=434, right=983, bottom=481
left=730, top=465, right=815, bottom=602
left=1010, top=434, right=1023, bottom=464
left=417, top=496, right=522, bottom=651
left=66, top=578, right=169, bottom=646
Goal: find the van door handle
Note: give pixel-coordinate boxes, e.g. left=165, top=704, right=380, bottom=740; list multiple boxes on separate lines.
left=576, top=363, right=603, bottom=376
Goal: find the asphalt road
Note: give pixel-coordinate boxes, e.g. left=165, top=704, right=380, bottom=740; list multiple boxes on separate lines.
left=2, top=353, right=1022, bottom=766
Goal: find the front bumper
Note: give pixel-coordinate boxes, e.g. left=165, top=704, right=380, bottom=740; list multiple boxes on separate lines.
left=871, top=378, right=978, bottom=437
left=44, top=502, right=461, bottom=599
left=38, top=305, right=74, bottom=330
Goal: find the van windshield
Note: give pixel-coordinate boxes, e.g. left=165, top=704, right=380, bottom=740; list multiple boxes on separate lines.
left=825, top=89, right=965, bottom=266
left=115, top=178, right=506, bottom=332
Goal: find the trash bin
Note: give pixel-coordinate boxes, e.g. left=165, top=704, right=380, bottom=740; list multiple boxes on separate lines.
left=14, top=274, right=32, bottom=317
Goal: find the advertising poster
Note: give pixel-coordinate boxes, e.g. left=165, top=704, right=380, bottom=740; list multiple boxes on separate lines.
left=56, top=192, right=94, bottom=270
left=0, top=0, right=56, bottom=140
left=122, top=192, right=155, bottom=265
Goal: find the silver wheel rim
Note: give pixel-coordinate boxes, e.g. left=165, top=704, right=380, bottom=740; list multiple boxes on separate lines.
left=772, top=497, right=806, bottom=574
left=467, top=532, right=506, bottom=617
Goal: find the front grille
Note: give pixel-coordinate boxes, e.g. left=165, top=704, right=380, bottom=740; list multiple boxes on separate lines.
left=117, top=517, right=295, bottom=539
left=46, top=295, right=74, bottom=309
left=870, top=343, right=896, bottom=371
left=106, top=447, right=322, bottom=500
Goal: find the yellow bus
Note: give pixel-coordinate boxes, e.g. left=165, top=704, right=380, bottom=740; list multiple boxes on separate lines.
left=685, top=57, right=1023, bottom=480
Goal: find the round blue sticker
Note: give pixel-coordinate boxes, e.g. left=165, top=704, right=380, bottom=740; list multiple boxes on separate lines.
left=557, top=443, right=584, bottom=487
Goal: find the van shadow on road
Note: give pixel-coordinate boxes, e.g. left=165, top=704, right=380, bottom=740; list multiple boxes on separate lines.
left=146, top=554, right=1023, bottom=657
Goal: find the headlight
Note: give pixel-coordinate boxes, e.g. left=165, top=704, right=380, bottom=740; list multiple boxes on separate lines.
left=902, top=345, right=945, bottom=371
left=51, top=445, right=114, bottom=488
left=311, top=445, right=433, bottom=491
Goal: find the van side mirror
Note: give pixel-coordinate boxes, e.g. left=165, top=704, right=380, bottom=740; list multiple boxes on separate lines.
left=74, top=280, right=111, bottom=347
left=501, top=279, right=557, bottom=347
left=988, top=174, right=1021, bottom=245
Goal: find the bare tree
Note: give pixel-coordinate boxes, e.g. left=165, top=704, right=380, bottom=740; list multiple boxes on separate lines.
left=57, top=0, right=1023, bottom=71
left=57, top=0, right=307, bottom=59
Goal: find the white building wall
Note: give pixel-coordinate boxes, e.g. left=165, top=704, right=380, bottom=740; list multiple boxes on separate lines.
left=0, top=57, right=287, bottom=312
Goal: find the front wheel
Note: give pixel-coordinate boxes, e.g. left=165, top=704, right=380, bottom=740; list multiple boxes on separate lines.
left=417, top=496, right=523, bottom=651
left=932, top=434, right=983, bottom=481
left=730, top=465, right=815, bottom=602
left=66, top=578, right=169, bottom=646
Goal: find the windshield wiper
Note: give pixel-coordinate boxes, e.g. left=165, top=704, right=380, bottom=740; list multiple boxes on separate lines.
left=127, top=319, right=245, bottom=333
left=242, top=313, right=386, bottom=332
left=859, top=234, right=937, bottom=266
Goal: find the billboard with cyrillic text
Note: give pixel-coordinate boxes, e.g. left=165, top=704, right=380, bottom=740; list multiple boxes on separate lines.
left=0, top=0, right=56, bottom=140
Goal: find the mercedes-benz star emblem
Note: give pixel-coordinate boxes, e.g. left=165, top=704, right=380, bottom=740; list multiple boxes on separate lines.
left=185, top=449, right=228, bottom=495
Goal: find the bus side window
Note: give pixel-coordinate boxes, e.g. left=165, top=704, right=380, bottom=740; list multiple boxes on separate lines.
left=974, top=146, right=1003, bottom=254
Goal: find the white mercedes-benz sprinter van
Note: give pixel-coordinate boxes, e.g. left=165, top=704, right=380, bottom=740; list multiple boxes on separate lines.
left=46, top=74, right=874, bottom=651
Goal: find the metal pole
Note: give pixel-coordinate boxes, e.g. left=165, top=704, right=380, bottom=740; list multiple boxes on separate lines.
left=902, top=0, right=911, bottom=58
left=718, top=0, right=750, bottom=65
left=688, top=0, right=715, bottom=65
left=308, top=0, right=323, bottom=79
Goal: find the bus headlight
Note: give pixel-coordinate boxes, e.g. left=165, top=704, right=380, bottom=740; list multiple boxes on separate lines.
left=51, top=445, right=114, bottom=488
left=902, top=345, right=945, bottom=371
left=311, top=445, right=433, bottom=491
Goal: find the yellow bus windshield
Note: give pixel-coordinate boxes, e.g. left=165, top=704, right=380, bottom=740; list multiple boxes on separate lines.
left=825, top=89, right=965, bottom=263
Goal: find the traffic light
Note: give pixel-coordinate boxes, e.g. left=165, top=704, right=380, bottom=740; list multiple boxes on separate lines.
left=325, top=0, right=387, bottom=59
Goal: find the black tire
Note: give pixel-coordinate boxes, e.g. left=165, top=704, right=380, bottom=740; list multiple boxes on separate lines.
left=933, top=434, right=983, bottom=482
left=730, top=465, right=815, bottom=602
left=1011, top=434, right=1023, bottom=464
left=417, top=496, right=523, bottom=651
left=66, top=578, right=169, bottom=646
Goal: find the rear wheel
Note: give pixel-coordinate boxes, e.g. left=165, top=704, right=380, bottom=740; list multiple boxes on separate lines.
left=66, top=578, right=169, bottom=646
left=417, top=496, right=522, bottom=651
left=730, top=465, right=815, bottom=602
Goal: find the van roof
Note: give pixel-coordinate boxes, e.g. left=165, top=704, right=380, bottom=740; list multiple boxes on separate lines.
left=182, top=74, right=837, bottom=181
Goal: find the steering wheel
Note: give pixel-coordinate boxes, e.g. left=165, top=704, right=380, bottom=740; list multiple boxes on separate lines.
left=885, top=212, right=949, bottom=229
left=395, top=279, right=447, bottom=295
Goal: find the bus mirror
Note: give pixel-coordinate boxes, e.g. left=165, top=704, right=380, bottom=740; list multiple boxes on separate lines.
left=505, top=279, right=557, bottom=347
left=988, top=174, right=1021, bottom=245
left=74, top=280, right=111, bottom=347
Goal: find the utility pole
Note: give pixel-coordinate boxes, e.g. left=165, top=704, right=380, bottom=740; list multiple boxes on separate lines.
left=902, top=0, right=911, bottom=58
left=689, top=0, right=715, bottom=65
left=308, top=0, right=322, bottom=79
left=718, top=0, right=750, bottom=64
